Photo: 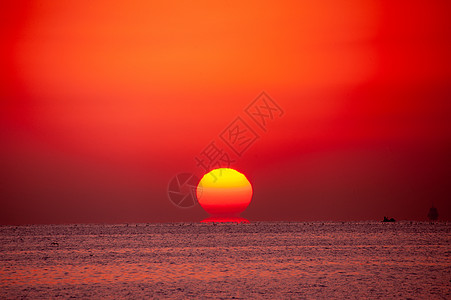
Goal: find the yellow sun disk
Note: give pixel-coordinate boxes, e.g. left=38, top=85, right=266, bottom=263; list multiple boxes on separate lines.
left=196, top=168, right=253, bottom=216
left=198, top=168, right=250, bottom=188
left=199, top=186, right=252, bottom=206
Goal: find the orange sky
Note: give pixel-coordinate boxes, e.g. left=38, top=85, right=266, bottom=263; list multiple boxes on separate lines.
left=1, top=0, right=450, bottom=223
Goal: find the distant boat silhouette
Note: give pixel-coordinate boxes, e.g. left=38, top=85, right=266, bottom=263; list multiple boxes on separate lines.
left=427, top=206, right=439, bottom=221
left=382, top=216, right=396, bottom=222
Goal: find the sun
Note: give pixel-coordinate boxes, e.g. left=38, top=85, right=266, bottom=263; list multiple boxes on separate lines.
left=196, top=168, right=253, bottom=219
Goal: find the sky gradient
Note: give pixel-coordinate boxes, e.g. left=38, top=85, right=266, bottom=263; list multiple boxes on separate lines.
left=1, top=0, right=450, bottom=224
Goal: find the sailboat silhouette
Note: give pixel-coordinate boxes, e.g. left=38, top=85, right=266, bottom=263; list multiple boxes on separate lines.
left=427, top=205, right=439, bottom=221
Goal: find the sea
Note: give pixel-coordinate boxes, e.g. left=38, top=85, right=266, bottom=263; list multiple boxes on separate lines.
left=1, top=222, right=450, bottom=299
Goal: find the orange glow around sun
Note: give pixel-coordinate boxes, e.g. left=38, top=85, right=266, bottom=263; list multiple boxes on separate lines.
left=197, top=168, right=252, bottom=218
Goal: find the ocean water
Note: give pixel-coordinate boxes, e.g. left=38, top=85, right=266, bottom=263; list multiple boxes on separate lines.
left=1, top=222, right=450, bottom=299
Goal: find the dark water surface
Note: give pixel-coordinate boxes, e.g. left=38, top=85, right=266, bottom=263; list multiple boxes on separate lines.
left=1, top=222, right=450, bottom=299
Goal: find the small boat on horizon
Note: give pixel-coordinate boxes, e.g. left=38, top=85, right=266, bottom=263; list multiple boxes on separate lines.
left=427, top=205, right=439, bottom=221
left=382, top=216, right=396, bottom=222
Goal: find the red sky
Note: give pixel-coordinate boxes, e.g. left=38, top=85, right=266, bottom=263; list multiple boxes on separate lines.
left=1, top=0, right=450, bottom=224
